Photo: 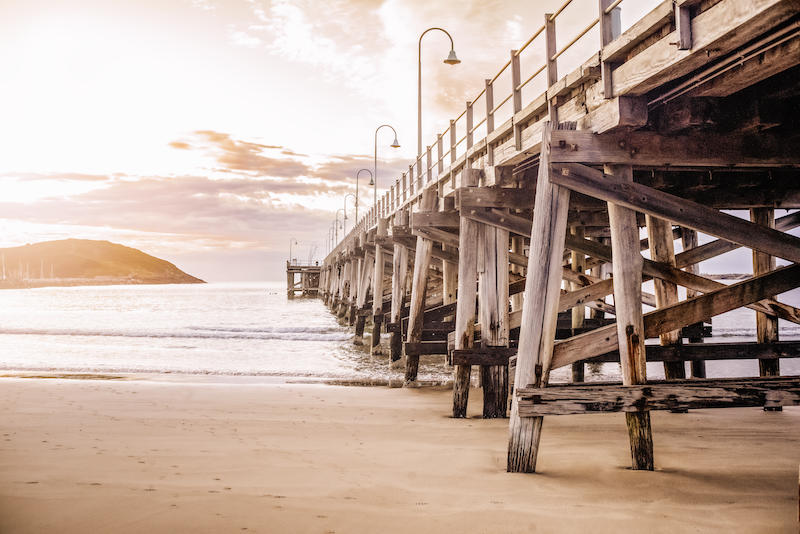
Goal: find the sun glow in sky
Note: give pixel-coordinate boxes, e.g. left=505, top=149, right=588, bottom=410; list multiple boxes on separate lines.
left=1, top=0, right=674, bottom=281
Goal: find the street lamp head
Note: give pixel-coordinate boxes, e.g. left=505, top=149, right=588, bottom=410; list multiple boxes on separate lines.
left=368, top=177, right=374, bottom=186
left=444, top=50, right=461, bottom=65
left=390, top=138, right=401, bottom=148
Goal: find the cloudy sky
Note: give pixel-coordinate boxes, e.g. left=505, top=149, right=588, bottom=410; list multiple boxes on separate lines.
left=0, top=0, right=705, bottom=282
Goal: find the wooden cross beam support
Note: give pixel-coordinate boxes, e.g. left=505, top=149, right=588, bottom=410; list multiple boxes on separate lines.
left=550, top=263, right=800, bottom=370
left=548, top=130, right=800, bottom=168
left=550, top=162, right=800, bottom=263
left=467, top=207, right=800, bottom=324
left=516, top=377, right=800, bottom=417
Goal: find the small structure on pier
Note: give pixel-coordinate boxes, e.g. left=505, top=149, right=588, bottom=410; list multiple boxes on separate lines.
left=286, top=261, right=320, bottom=298
left=319, top=0, right=800, bottom=474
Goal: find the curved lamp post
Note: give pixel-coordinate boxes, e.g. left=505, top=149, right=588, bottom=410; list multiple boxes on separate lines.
left=355, top=168, right=372, bottom=224
left=326, top=228, right=334, bottom=256
left=289, top=237, right=298, bottom=265
left=418, top=28, right=460, bottom=158
left=344, top=193, right=356, bottom=236
left=371, top=125, right=400, bottom=214
left=334, top=212, right=344, bottom=246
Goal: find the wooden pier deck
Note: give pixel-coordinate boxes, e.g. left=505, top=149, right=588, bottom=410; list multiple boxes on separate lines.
left=318, top=0, right=800, bottom=473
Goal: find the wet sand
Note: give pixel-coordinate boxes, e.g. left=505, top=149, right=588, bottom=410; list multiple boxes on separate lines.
left=1, top=374, right=798, bottom=533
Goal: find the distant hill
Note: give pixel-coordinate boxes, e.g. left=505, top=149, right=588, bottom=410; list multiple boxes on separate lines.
left=0, top=239, right=205, bottom=288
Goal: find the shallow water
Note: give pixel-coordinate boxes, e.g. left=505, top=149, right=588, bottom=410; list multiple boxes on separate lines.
left=0, top=282, right=797, bottom=383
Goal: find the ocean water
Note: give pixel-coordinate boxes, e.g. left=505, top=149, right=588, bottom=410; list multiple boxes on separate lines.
left=0, top=282, right=797, bottom=384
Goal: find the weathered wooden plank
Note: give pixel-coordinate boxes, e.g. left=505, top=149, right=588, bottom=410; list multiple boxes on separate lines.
left=452, top=348, right=517, bottom=367
left=550, top=162, right=800, bottom=264
left=403, top=342, right=448, bottom=356
left=412, top=211, right=461, bottom=229
left=549, top=130, right=800, bottom=168
left=457, top=187, right=536, bottom=210
left=607, top=0, right=799, bottom=97
left=517, top=377, right=800, bottom=416
left=576, top=96, right=648, bottom=133
left=577, top=341, right=800, bottom=364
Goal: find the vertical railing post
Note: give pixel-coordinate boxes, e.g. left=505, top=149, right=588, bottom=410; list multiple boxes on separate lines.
left=450, top=119, right=457, bottom=164
left=600, top=0, right=622, bottom=99
left=426, top=145, right=432, bottom=184
left=545, top=15, right=558, bottom=120
left=408, top=165, right=415, bottom=197
left=511, top=51, right=522, bottom=150
left=437, top=134, right=444, bottom=175
left=466, top=101, right=473, bottom=151
left=485, top=78, right=495, bottom=166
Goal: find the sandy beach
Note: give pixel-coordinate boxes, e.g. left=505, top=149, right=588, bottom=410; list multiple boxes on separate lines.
left=1, top=374, right=798, bottom=533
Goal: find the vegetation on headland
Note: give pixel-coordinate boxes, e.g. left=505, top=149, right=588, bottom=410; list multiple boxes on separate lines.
left=0, top=239, right=204, bottom=289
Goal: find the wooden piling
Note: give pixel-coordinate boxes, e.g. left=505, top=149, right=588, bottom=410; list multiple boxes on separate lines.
left=680, top=227, right=707, bottom=378
left=751, top=208, right=781, bottom=411
left=508, top=123, right=572, bottom=472
left=371, top=218, right=388, bottom=354
left=478, top=211, right=510, bottom=418
left=405, top=189, right=438, bottom=386
left=570, top=226, right=586, bottom=383
left=608, top=164, right=654, bottom=471
left=647, top=215, right=687, bottom=382
left=390, top=209, right=410, bottom=362
left=453, top=168, right=481, bottom=417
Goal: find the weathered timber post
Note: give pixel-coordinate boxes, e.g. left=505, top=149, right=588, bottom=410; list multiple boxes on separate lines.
left=354, top=249, right=374, bottom=345
left=346, top=241, right=360, bottom=325
left=405, top=189, right=438, bottom=386
left=570, top=226, right=586, bottom=382
left=453, top=168, right=482, bottom=418
left=751, top=208, right=781, bottom=411
left=508, top=122, right=572, bottom=472
left=680, top=228, right=706, bottom=378
left=647, top=215, right=687, bottom=382
left=510, top=235, right=525, bottom=312
left=371, top=218, right=389, bottom=354
left=442, top=196, right=458, bottom=321
left=390, top=209, right=410, bottom=362
left=608, top=164, right=654, bottom=471
left=479, top=211, right=510, bottom=418
left=286, top=263, right=294, bottom=299
left=353, top=231, right=371, bottom=343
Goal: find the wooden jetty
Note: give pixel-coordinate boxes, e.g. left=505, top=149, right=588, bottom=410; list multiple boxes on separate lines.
left=318, top=0, right=800, bottom=473
left=286, top=261, right=321, bottom=298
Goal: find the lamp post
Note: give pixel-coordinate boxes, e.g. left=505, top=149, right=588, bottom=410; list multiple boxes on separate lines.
left=334, top=212, right=344, bottom=246
left=418, top=28, right=460, bottom=158
left=343, top=193, right=356, bottom=236
left=371, top=125, right=400, bottom=214
left=289, top=237, right=298, bottom=265
left=326, top=228, right=333, bottom=256
left=355, top=168, right=372, bottom=224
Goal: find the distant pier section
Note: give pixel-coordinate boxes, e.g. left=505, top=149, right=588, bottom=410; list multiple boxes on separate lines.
left=286, top=261, right=321, bottom=298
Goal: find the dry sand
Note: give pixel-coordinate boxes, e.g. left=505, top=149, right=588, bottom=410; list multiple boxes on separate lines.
left=1, top=374, right=798, bottom=533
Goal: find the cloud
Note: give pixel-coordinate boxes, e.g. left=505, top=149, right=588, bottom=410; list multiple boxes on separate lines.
left=229, top=29, right=263, bottom=47
left=3, top=172, right=112, bottom=182
left=170, top=130, right=311, bottom=178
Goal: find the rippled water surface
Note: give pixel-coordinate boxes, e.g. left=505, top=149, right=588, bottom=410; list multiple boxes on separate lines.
left=1, top=282, right=797, bottom=383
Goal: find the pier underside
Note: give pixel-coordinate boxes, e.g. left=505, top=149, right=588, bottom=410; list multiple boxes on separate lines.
left=319, top=0, right=800, bottom=473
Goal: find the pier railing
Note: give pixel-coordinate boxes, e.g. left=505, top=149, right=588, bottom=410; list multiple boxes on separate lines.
left=332, top=0, right=647, bottom=251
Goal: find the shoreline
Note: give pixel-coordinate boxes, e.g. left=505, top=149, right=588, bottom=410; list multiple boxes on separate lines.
left=1, top=374, right=798, bottom=533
